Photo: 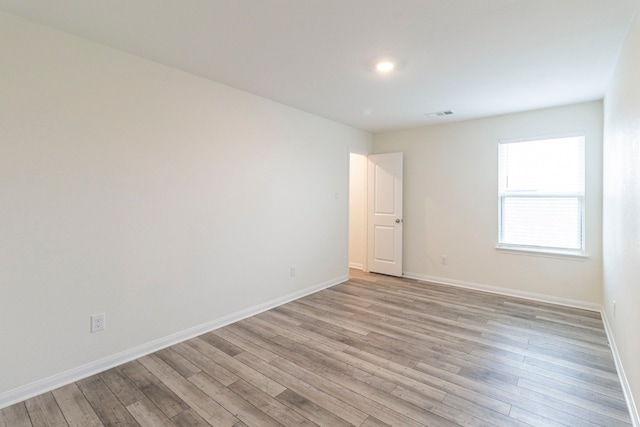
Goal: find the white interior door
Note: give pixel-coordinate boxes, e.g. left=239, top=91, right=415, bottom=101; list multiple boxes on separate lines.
left=367, top=152, right=403, bottom=276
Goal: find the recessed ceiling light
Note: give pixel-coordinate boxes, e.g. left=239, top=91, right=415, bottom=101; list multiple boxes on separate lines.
left=375, top=61, right=395, bottom=73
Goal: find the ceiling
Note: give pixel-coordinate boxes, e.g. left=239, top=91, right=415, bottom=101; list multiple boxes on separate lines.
left=0, top=0, right=637, bottom=133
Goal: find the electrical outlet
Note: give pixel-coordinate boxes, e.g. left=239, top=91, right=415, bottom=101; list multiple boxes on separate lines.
left=441, top=255, right=448, bottom=265
left=290, top=265, right=297, bottom=277
left=91, top=313, right=105, bottom=333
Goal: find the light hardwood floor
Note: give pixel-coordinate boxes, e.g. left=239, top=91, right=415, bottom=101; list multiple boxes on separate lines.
left=1, top=270, right=632, bottom=426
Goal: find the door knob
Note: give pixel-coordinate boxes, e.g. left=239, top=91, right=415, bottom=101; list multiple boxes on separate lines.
left=395, top=219, right=403, bottom=223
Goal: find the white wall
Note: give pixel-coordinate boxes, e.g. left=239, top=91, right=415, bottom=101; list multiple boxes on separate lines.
left=349, top=153, right=367, bottom=269
left=0, top=11, right=371, bottom=401
left=374, top=101, right=603, bottom=306
left=603, top=3, right=640, bottom=420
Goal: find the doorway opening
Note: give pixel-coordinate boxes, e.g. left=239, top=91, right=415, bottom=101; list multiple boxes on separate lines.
left=349, top=152, right=404, bottom=278
left=349, top=152, right=367, bottom=275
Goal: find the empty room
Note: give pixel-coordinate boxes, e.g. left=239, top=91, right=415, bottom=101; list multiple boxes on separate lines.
left=1, top=1, right=639, bottom=426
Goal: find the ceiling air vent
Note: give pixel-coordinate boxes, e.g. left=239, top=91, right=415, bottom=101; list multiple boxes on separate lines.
left=426, top=110, right=454, bottom=117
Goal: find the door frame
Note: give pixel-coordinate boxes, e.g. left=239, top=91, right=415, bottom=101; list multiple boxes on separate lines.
left=348, top=150, right=403, bottom=276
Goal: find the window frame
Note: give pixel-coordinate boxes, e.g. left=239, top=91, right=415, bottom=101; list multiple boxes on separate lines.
left=497, top=133, right=587, bottom=258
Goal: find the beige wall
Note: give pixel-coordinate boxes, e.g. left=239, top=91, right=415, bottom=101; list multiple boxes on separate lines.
left=0, top=11, right=371, bottom=402
left=374, top=101, right=603, bottom=306
left=603, top=4, right=640, bottom=420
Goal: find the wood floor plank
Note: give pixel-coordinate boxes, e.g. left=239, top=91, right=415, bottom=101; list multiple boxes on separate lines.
left=248, top=317, right=398, bottom=393
left=117, top=360, right=189, bottom=419
left=343, top=344, right=512, bottom=415
left=76, top=375, right=139, bottom=426
left=275, top=389, right=352, bottom=427
left=185, top=338, right=286, bottom=397
left=24, top=393, right=68, bottom=427
left=171, top=341, right=240, bottom=386
left=211, top=327, right=280, bottom=362
left=255, top=307, right=365, bottom=353
left=0, top=402, right=32, bottom=427
left=514, top=364, right=629, bottom=403
left=430, top=362, right=630, bottom=427
left=391, top=385, right=501, bottom=427
left=155, top=348, right=201, bottom=379
left=522, top=352, right=621, bottom=383
left=227, top=379, right=316, bottom=427
left=170, top=408, right=210, bottom=427
left=264, top=316, right=465, bottom=403
left=270, top=355, right=455, bottom=427
left=234, top=351, right=371, bottom=426
left=288, top=315, right=421, bottom=367
left=199, top=332, right=245, bottom=357
left=284, top=300, right=373, bottom=335
left=138, top=354, right=238, bottom=426
left=360, top=416, right=391, bottom=427
left=5, top=269, right=632, bottom=426
left=447, top=343, right=626, bottom=401
left=188, top=372, right=281, bottom=427
left=289, top=299, right=476, bottom=360
left=508, top=405, right=571, bottom=427
left=272, top=333, right=443, bottom=400
left=99, top=368, right=146, bottom=407
left=233, top=351, right=397, bottom=427
left=126, top=398, right=175, bottom=427
left=254, top=307, right=305, bottom=327
left=51, top=383, right=103, bottom=427
left=440, top=393, right=530, bottom=427
left=517, top=377, right=632, bottom=423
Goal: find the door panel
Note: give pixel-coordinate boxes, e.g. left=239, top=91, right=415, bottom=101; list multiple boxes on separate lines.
left=374, top=165, right=396, bottom=213
left=367, top=153, right=403, bottom=276
left=373, top=226, right=395, bottom=261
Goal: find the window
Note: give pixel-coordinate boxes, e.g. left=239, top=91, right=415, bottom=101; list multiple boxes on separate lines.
left=498, top=134, right=585, bottom=255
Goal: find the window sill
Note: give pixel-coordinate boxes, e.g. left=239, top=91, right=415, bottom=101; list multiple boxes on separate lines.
left=496, top=245, right=588, bottom=261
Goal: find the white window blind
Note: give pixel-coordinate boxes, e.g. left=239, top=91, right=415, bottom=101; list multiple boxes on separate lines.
left=498, top=135, right=585, bottom=254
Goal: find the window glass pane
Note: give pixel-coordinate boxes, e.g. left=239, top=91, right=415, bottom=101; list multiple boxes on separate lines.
left=499, top=136, right=584, bottom=193
left=498, top=134, right=585, bottom=253
left=501, top=197, right=582, bottom=250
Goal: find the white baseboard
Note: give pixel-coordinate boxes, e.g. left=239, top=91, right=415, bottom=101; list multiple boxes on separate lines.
left=0, top=275, right=347, bottom=410
left=601, top=311, right=640, bottom=427
left=348, top=262, right=364, bottom=270
left=402, top=271, right=602, bottom=312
